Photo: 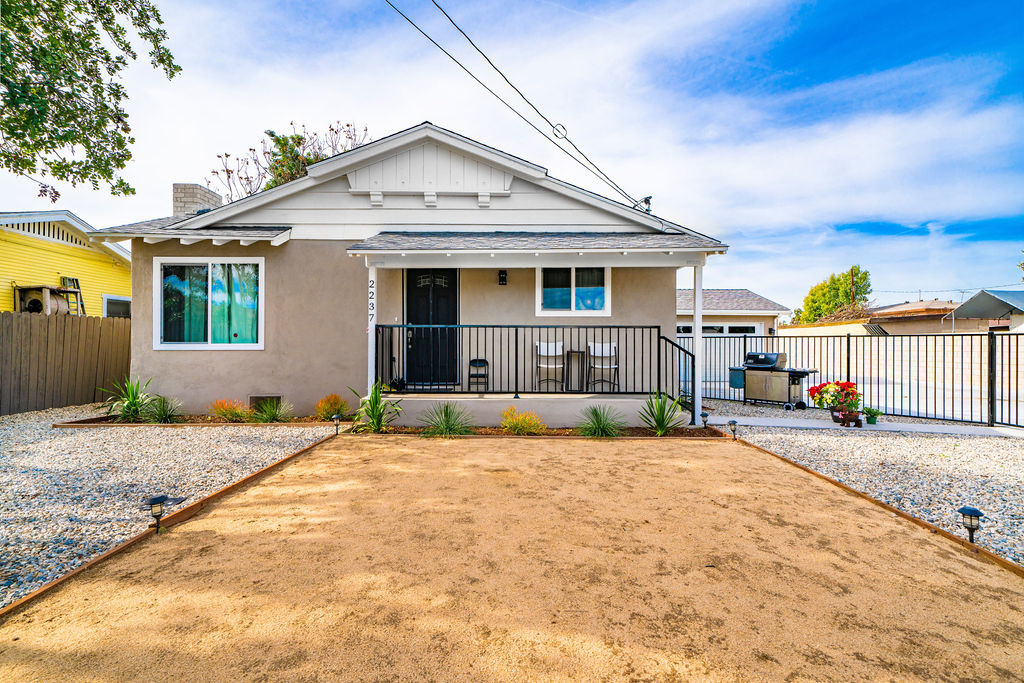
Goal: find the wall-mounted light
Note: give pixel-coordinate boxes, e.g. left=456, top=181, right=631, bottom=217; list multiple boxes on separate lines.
left=498, top=270, right=507, bottom=286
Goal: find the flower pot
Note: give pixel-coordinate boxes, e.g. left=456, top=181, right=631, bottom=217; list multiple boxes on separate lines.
left=866, top=415, right=878, bottom=425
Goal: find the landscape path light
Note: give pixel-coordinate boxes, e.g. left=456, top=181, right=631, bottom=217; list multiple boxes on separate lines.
left=727, top=420, right=738, bottom=440
left=332, top=413, right=342, bottom=435
left=141, top=495, right=186, bottom=533
left=700, top=411, right=709, bottom=429
left=957, top=506, right=984, bottom=544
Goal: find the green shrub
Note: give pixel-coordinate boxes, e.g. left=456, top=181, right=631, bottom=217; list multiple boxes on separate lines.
left=350, top=381, right=402, bottom=433
left=499, top=406, right=546, bottom=435
left=316, top=394, right=349, bottom=421
left=145, top=395, right=182, bottom=424
left=100, top=376, right=155, bottom=422
left=639, top=392, right=686, bottom=436
left=209, top=399, right=252, bottom=422
left=419, top=402, right=474, bottom=438
left=577, top=404, right=624, bottom=438
left=251, top=398, right=294, bottom=423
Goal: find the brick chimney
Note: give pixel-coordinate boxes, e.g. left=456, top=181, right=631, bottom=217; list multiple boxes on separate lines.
left=173, top=183, right=223, bottom=217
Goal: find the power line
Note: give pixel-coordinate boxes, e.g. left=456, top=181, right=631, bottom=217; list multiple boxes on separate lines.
left=427, top=0, right=643, bottom=210
left=874, top=282, right=1024, bottom=294
left=382, top=0, right=644, bottom=209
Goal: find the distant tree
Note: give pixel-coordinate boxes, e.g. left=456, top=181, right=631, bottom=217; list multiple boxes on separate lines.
left=1, top=0, right=180, bottom=201
left=794, top=266, right=872, bottom=324
left=208, top=122, right=369, bottom=202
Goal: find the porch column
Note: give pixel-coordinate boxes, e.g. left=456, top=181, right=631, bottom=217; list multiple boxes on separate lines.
left=692, top=264, right=703, bottom=418
left=367, top=265, right=377, bottom=394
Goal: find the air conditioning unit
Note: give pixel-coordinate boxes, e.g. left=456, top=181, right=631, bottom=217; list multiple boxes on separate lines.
left=16, top=287, right=70, bottom=315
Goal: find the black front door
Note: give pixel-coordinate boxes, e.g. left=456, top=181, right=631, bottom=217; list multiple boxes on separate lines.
left=406, top=269, right=458, bottom=385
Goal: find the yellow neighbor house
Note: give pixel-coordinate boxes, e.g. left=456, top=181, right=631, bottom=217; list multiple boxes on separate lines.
left=0, top=210, right=131, bottom=317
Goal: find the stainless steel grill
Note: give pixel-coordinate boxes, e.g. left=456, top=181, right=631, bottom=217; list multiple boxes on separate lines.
left=729, top=352, right=817, bottom=409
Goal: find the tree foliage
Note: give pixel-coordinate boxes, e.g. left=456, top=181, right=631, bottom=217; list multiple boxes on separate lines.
left=208, top=122, right=369, bottom=202
left=1, top=0, right=180, bottom=200
left=794, top=266, right=872, bottom=324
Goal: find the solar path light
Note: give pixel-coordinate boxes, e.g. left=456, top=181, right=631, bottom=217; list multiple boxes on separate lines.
left=700, top=411, right=709, bottom=429
left=141, top=495, right=186, bottom=533
left=727, top=420, right=738, bottom=440
left=332, top=413, right=342, bottom=435
left=957, top=506, right=984, bottom=544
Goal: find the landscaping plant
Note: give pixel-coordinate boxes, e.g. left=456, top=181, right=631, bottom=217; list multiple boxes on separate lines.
left=350, top=381, right=402, bottom=433
left=100, top=376, right=155, bottom=422
left=316, top=394, right=349, bottom=421
left=577, top=404, right=625, bottom=438
left=209, top=399, right=252, bottom=423
left=499, top=406, right=547, bottom=435
left=252, top=398, right=294, bottom=423
left=807, top=381, right=861, bottom=412
left=145, top=395, right=182, bottom=424
left=419, top=402, right=474, bottom=438
left=639, top=392, right=686, bottom=436
left=863, top=407, right=882, bottom=424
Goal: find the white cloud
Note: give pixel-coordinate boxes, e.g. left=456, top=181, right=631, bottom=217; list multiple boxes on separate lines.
left=2, top=0, right=1020, bottom=307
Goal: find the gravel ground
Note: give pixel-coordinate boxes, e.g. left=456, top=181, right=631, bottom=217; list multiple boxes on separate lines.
left=0, top=405, right=330, bottom=609
left=741, top=427, right=1023, bottom=565
left=704, top=398, right=964, bottom=425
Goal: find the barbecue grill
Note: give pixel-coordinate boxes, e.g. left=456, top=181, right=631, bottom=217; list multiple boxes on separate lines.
left=729, top=352, right=817, bottom=409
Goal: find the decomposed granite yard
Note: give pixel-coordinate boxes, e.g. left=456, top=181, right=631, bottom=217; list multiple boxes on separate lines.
left=2, top=436, right=1023, bottom=681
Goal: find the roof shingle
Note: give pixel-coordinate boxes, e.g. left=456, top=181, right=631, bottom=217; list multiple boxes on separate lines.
left=676, top=289, right=789, bottom=312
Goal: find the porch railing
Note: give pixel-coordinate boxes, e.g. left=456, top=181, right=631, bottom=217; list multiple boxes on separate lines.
left=376, top=325, right=690, bottom=399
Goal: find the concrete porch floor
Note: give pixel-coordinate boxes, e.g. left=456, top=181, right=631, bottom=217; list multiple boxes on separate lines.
left=385, top=393, right=663, bottom=427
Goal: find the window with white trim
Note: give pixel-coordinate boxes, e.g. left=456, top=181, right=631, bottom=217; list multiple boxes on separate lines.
left=535, top=267, right=611, bottom=316
left=153, top=257, right=264, bottom=350
left=102, top=294, right=131, bottom=318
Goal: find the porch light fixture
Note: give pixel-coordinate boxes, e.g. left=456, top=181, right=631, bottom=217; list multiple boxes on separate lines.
left=498, top=269, right=507, bottom=286
left=141, top=494, right=186, bottom=533
left=957, top=506, right=984, bottom=544
left=727, top=420, right=738, bottom=440
left=700, top=411, right=709, bottom=428
left=331, top=413, right=342, bottom=435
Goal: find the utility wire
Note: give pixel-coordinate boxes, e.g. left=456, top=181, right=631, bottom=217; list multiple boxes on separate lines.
left=427, top=0, right=643, bottom=210
left=874, top=282, right=1024, bottom=294
left=382, top=0, right=643, bottom=210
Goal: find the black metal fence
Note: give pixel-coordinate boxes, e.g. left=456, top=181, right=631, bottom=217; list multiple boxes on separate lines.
left=677, top=332, right=1023, bottom=427
left=375, top=324, right=692, bottom=397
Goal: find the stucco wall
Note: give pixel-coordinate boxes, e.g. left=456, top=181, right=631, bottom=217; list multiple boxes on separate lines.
left=131, top=239, right=367, bottom=413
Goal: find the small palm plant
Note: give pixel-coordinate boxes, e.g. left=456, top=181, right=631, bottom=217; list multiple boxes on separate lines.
left=419, top=402, right=474, bottom=438
left=639, top=392, right=687, bottom=436
left=577, top=404, right=624, bottom=438
left=144, top=395, right=182, bottom=424
left=350, top=381, right=402, bottom=433
left=100, top=376, right=155, bottom=422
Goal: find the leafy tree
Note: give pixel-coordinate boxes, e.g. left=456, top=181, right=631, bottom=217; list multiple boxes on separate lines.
left=795, top=266, right=872, bottom=324
left=208, top=122, right=369, bottom=201
left=1, top=0, right=180, bottom=200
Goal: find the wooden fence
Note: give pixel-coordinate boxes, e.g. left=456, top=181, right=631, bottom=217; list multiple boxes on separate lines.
left=0, top=311, right=131, bottom=416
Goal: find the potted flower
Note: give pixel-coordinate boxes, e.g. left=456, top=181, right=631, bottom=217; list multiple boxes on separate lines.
left=863, top=407, right=881, bottom=425
left=808, top=381, right=862, bottom=425
left=835, top=382, right=863, bottom=427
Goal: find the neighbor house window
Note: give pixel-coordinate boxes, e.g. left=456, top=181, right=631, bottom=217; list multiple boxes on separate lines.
left=728, top=325, right=757, bottom=335
left=677, top=325, right=692, bottom=334
left=153, top=257, right=264, bottom=350
left=535, top=267, right=610, bottom=316
left=102, top=295, right=131, bottom=318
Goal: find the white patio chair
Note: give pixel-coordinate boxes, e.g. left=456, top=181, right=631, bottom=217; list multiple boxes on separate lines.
left=534, top=341, right=564, bottom=391
left=586, top=342, right=620, bottom=392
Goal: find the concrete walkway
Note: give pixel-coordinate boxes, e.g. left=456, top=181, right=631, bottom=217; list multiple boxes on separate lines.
left=707, top=415, right=1024, bottom=438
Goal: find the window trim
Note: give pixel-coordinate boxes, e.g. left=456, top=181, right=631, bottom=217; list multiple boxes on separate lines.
left=152, top=256, right=265, bottom=350
left=102, top=294, right=131, bottom=318
left=534, top=266, right=611, bottom=317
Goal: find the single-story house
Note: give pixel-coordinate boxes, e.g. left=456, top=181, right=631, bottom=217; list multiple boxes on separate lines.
left=91, top=123, right=727, bottom=424
left=778, top=298, right=995, bottom=336
left=1, top=210, right=131, bottom=317
left=675, top=288, right=789, bottom=337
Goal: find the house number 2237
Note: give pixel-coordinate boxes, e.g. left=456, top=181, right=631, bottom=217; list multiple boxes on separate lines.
left=367, top=279, right=376, bottom=325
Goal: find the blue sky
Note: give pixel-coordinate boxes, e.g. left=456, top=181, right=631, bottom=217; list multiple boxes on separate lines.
left=2, top=0, right=1022, bottom=309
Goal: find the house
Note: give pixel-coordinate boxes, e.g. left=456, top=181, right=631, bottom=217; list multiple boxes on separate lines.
left=91, top=123, right=727, bottom=424
left=0, top=211, right=131, bottom=317
left=951, top=290, right=1024, bottom=333
left=778, top=298, right=993, bottom=336
left=675, top=289, right=789, bottom=337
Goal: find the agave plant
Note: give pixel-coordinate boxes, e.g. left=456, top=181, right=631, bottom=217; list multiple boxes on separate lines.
left=251, top=398, right=294, bottom=423
left=350, top=381, right=402, bottom=433
left=419, top=402, right=474, bottom=438
left=100, top=376, right=155, bottom=422
left=144, top=395, right=182, bottom=424
left=577, top=404, right=624, bottom=438
left=639, top=392, right=687, bottom=436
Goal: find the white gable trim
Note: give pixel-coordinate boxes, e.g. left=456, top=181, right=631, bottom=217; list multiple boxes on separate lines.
left=0, top=210, right=130, bottom=262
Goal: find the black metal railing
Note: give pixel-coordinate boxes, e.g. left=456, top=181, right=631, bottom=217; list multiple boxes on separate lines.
left=376, top=325, right=671, bottom=395
left=658, top=335, right=696, bottom=425
left=676, top=332, right=1023, bottom=427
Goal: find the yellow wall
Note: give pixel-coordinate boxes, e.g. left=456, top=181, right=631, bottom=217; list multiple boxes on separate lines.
left=0, top=227, right=131, bottom=316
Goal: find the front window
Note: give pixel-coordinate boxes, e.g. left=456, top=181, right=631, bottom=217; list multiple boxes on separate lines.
left=154, top=257, right=264, bottom=349
left=536, top=267, right=611, bottom=316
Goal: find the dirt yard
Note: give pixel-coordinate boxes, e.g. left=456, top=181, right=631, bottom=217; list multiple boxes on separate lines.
left=2, top=436, right=1023, bottom=681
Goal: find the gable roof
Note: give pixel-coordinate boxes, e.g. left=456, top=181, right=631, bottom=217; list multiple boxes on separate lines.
left=676, top=289, right=789, bottom=313
left=0, top=210, right=129, bottom=262
left=952, top=290, right=1024, bottom=319
left=97, top=123, right=725, bottom=251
